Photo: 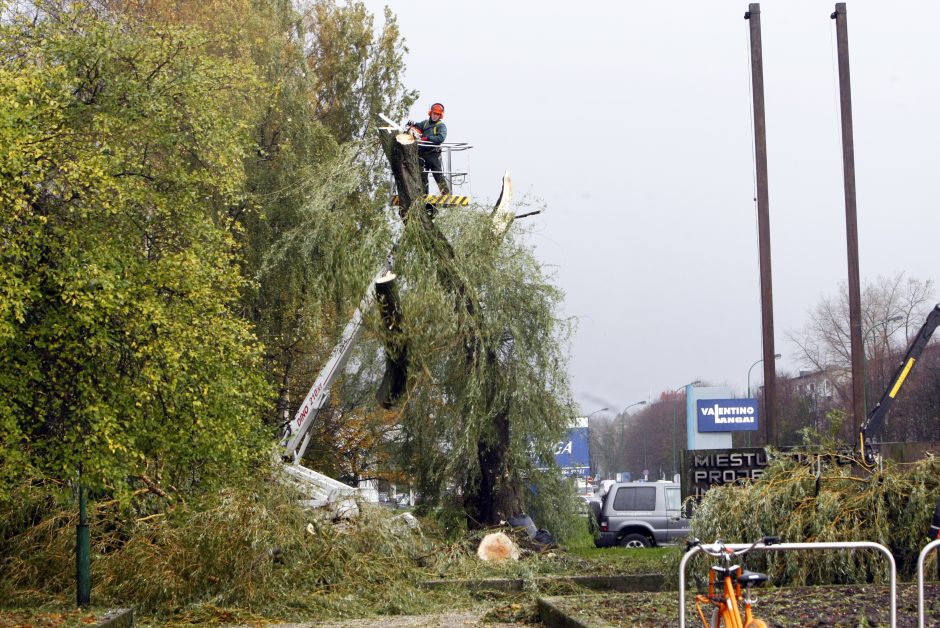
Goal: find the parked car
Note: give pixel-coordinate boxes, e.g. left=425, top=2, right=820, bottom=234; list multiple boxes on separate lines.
left=593, top=481, right=690, bottom=548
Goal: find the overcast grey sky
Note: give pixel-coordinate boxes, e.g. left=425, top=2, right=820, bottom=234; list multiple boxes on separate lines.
left=364, top=0, right=939, bottom=417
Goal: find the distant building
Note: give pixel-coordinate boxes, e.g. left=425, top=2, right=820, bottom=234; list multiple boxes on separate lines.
left=791, top=367, right=843, bottom=403
left=774, top=366, right=847, bottom=443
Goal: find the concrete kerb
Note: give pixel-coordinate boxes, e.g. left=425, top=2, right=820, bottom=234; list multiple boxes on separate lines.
left=537, top=596, right=613, bottom=628
left=94, top=608, right=134, bottom=627
left=421, top=573, right=664, bottom=593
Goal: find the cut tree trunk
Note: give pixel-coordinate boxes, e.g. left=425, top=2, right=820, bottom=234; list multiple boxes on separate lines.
left=374, top=271, right=407, bottom=408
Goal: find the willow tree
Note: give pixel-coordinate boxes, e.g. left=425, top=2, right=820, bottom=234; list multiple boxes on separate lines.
left=378, top=132, right=577, bottom=529
left=223, top=0, right=415, bottom=431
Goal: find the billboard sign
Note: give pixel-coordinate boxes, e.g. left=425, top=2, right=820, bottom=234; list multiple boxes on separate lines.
left=554, top=423, right=590, bottom=477
left=682, top=447, right=769, bottom=500
left=696, top=398, right=759, bottom=432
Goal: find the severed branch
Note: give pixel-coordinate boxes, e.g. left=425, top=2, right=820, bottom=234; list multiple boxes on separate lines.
left=512, top=209, right=541, bottom=221
left=139, top=474, right=170, bottom=499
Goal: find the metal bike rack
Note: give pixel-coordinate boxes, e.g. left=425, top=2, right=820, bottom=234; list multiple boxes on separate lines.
left=916, top=539, right=940, bottom=627
left=679, top=541, right=897, bottom=628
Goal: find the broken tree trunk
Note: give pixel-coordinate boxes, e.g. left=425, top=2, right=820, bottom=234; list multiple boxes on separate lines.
left=380, top=130, right=481, bottom=341
left=379, top=128, right=524, bottom=526
left=374, top=271, right=407, bottom=408
left=465, top=346, right=521, bottom=527
left=383, top=131, right=426, bottom=221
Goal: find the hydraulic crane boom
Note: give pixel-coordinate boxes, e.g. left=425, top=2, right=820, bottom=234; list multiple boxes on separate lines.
left=859, top=303, right=940, bottom=465
left=280, top=257, right=394, bottom=463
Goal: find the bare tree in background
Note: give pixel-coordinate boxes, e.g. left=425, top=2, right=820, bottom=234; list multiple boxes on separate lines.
left=789, top=274, right=935, bottom=402
left=787, top=274, right=937, bottom=442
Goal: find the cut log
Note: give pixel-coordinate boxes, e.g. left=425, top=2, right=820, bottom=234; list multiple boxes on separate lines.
left=477, top=532, right=520, bottom=561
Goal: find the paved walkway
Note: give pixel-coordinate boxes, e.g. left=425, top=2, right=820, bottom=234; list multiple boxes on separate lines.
left=252, top=611, right=531, bottom=627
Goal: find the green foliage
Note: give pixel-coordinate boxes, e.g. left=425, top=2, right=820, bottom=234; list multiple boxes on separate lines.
left=305, top=1, right=417, bottom=180
left=0, top=468, right=625, bottom=622
left=230, top=0, right=414, bottom=434
left=0, top=0, right=580, bottom=570
left=384, top=205, right=580, bottom=537
left=0, top=3, right=271, bottom=497
left=525, top=470, right=591, bottom=545
left=687, top=441, right=940, bottom=585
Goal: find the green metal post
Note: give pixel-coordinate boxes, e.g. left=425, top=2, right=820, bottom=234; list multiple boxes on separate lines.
left=76, top=482, right=90, bottom=607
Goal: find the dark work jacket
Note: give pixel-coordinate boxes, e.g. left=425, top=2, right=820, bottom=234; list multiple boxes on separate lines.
left=415, top=118, right=447, bottom=152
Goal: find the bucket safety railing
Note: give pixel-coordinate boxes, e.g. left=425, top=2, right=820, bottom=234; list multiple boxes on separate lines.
left=415, top=141, right=472, bottom=192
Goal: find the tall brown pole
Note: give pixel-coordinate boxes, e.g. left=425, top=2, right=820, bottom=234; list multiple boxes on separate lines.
left=831, top=4, right=865, bottom=439
left=745, top=4, right=778, bottom=446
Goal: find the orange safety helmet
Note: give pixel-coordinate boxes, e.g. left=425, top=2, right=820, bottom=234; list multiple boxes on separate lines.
left=428, top=102, right=444, bottom=119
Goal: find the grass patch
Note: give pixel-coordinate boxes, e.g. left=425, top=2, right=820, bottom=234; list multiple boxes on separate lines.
left=567, top=545, right=669, bottom=559
left=565, top=534, right=677, bottom=576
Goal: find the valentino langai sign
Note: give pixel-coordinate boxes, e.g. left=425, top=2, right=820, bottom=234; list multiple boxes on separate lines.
left=681, top=447, right=769, bottom=501
left=696, top=398, right=759, bottom=432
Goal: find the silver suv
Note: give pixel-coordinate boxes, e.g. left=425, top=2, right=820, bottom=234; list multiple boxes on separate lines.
left=592, top=481, right=690, bottom=548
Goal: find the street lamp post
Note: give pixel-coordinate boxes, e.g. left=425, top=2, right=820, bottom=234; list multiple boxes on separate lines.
left=746, top=353, right=781, bottom=446
left=863, top=315, right=903, bottom=416
left=619, top=401, right=647, bottom=478
left=672, top=380, right=701, bottom=479
left=585, top=407, right=607, bottom=478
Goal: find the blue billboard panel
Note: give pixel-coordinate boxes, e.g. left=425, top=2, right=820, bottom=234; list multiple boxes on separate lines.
left=697, top=399, right=759, bottom=432
left=554, top=426, right=590, bottom=476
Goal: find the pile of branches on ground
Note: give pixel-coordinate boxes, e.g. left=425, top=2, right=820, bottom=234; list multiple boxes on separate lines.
left=0, top=467, right=442, bottom=621
left=0, top=465, right=589, bottom=622
left=686, top=430, right=940, bottom=586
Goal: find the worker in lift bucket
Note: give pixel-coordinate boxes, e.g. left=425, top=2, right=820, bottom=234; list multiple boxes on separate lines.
left=408, top=102, right=450, bottom=195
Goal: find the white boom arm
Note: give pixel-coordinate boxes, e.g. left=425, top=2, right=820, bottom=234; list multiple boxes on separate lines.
left=281, top=263, right=392, bottom=463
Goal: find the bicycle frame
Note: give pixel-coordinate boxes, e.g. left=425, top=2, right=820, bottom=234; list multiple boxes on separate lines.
left=694, top=561, right=764, bottom=628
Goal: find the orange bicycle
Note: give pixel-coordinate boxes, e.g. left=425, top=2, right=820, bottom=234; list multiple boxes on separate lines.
left=687, top=537, right=779, bottom=628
